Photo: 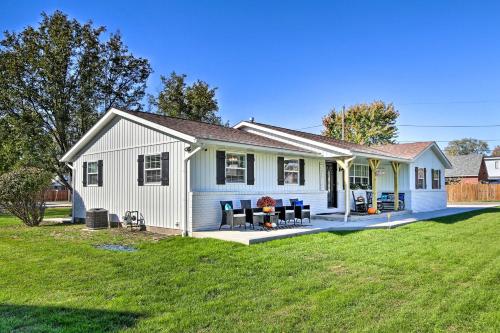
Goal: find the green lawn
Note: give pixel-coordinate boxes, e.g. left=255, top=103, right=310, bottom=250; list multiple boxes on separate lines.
left=0, top=208, right=499, bottom=332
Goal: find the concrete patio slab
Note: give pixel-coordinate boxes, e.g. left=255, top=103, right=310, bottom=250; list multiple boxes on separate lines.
left=192, top=204, right=498, bottom=245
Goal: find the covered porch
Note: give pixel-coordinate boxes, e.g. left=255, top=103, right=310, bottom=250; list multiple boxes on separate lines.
left=322, top=155, right=410, bottom=221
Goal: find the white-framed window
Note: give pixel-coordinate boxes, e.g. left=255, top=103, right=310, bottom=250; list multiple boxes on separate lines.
left=145, top=154, right=161, bottom=184
left=225, top=153, right=246, bottom=183
left=87, top=161, right=98, bottom=186
left=496, top=161, right=499, bottom=169
left=349, top=164, right=369, bottom=186
left=416, top=167, right=425, bottom=189
left=284, top=158, right=299, bottom=185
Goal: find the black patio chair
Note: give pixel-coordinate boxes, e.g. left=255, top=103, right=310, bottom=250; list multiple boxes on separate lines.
left=240, top=200, right=252, bottom=209
left=245, top=207, right=264, bottom=229
left=219, top=201, right=246, bottom=230
left=294, top=202, right=311, bottom=224
left=276, top=205, right=295, bottom=226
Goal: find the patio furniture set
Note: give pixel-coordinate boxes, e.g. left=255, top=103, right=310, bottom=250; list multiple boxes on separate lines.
left=352, top=191, right=405, bottom=213
left=219, top=198, right=311, bottom=231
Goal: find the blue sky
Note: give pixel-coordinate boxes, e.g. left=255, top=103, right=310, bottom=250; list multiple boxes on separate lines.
left=1, top=0, right=499, bottom=149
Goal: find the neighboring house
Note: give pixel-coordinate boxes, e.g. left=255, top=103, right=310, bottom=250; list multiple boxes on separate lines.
left=484, top=156, right=500, bottom=183
left=444, top=154, right=488, bottom=184
left=60, top=108, right=452, bottom=235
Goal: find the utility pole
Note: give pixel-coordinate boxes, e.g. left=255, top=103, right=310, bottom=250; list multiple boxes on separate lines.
left=341, top=105, right=345, bottom=140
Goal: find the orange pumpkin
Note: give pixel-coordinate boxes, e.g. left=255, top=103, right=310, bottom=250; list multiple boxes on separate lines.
left=367, top=207, right=377, bottom=214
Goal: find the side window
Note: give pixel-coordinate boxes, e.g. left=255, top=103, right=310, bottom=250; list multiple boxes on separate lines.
left=284, top=159, right=299, bottom=184
left=432, top=169, right=441, bottom=189
left=416, top=167, right=425, bottom=189
left=87, top=161, right=98, bottom=186
left=225, top=153, right=246, bottom=183
left=145, top=154, right=161, bottom=184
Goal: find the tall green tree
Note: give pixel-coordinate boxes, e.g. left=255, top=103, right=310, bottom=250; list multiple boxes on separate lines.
left=322, top=101, right=399, bottom=145
left=444, top=138, right=490, bottom=156
left=0, top=11, right=152, bottom=189
left=153, top=72, right=224, bottom=125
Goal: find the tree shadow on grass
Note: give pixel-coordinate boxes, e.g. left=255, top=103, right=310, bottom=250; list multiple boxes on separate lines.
left=0, top=304, right=141, bottom=333
left=326, top=230, right=362, bottom=237
left=426, top=207, right=499, bottom=225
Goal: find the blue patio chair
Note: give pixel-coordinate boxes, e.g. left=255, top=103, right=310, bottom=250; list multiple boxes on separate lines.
left=293, top=200, right=311, bottom=224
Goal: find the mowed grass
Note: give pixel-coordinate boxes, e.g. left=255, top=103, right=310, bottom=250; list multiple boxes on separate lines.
left=0, top=208, right=499, bottom=332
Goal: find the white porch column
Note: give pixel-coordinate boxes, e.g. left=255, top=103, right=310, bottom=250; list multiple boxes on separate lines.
left=391, top=161, right=401, bottom=211
left=336, top=157, right=355, bottom=222
left=368, top=159, right=380, bottom=209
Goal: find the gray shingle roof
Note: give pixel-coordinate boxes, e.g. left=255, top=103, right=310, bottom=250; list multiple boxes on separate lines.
left=375, top=142, right=434, bottom=159
left=445, top=154, right=483, bottom=177
left=122, top=110, right=312, bottom=153
left=246, top=122, right=403, bottom=159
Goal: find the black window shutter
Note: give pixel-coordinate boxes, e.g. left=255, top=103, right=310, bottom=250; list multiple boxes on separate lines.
left=299, top=159, right=305, bottom=185
left=247, top=154, right=255, bottom=185
left=438, top=170, right=442, bottom=189
left=369, top=166, right=373, bottom=187
left=415, top=166, right=419, bottom=189
left=97, top=160, right=103, bottom=187
left=216, top=151, right=226, bottom=185
left=432, top=169, right=435, bottom=189
left=137, top=155, right=144, bottom=186
left=161, top=152, right=169, bottom=186
left=423, top=167, right=427, bottom=189
left=277, top=157, right=284, bottom=185
left=82, top=162, right=87, bottom=187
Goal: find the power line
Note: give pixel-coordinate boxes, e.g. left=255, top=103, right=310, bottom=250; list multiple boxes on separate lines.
left=398, top=124, right=500, bottom=128
left=295, top=123, right=500, bottom=130
left=397, top=139, right=500, bottom=143
left=398, top=100, right=500, bottom=105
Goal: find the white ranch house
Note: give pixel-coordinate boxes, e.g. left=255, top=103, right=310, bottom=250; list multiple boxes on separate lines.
left=61, top=108, right=452, bottom=235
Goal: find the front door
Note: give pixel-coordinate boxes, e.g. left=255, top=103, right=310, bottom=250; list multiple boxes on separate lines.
left=326, top=161, right=337, bottom=208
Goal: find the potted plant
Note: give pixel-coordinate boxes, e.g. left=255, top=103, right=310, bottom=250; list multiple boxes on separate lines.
left=256, top=196, right=276, bottom=227
left=257, top=196, right=276, bottom=213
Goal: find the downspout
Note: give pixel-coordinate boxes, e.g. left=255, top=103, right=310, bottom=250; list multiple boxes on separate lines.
left=65, top=162, right=76, bottom=223
left=183, top=146, right=202, bottom=237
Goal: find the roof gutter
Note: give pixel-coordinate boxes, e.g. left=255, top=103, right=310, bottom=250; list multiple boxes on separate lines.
left=198, top=139, right=322, bottom=157
left=64, top=162, right=76, bottom=223
left=353, top=152, right=410, bottom=163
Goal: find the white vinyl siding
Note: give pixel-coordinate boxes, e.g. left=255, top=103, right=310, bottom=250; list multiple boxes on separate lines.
left=73, top=116, right=188, bottom=230
left=190, top=146, right=323, bottom=192
left=409, top=149, right=447, bottom=212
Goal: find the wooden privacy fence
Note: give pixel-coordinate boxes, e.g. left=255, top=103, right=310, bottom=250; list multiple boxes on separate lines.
left=44, top=189, right=71, bottom=202
left=447, top=183, right=500, bottom=202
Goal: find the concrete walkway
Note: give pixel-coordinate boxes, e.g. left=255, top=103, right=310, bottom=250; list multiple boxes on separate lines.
left=192, top=204, right=498, bottom=245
